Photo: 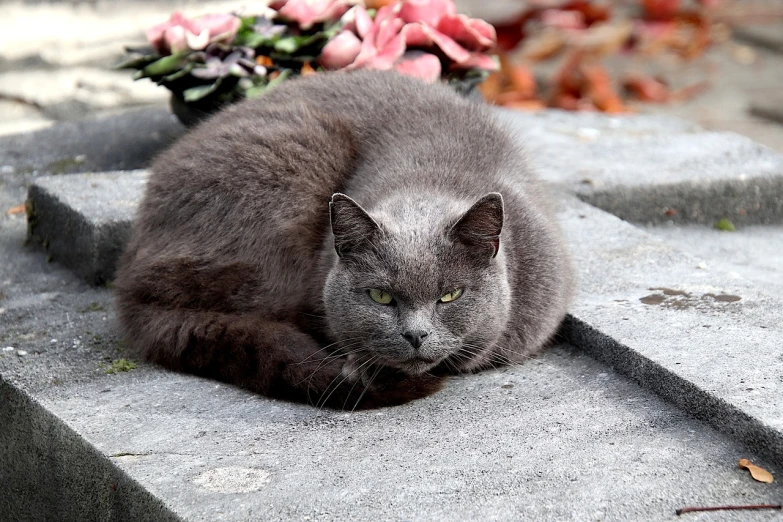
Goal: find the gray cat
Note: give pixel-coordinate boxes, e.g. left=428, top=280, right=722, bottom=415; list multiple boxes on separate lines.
left=113, top=70, right=573, bottom=409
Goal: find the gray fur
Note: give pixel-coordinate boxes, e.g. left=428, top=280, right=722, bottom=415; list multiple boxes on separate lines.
left=113, top=70, right=573, bottom=408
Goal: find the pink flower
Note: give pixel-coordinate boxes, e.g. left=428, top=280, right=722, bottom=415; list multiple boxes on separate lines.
left=398, top=0, right=456, bottom=26
left=147, top=12, right=241, bottom=55
left=320, top=0, right=497, bottom=82
left=270, top=0, right=355, bottom=30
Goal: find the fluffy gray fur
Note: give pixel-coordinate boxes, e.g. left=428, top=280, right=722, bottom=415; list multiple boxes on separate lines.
left=113, top=70, right=573, bottom=409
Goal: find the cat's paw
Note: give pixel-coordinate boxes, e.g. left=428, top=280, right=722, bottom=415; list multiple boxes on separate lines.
left=349, top=365, right=447, bottom=410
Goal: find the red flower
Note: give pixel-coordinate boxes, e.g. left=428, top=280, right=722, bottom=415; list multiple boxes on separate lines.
left=147, top=12, right=241, bottom=55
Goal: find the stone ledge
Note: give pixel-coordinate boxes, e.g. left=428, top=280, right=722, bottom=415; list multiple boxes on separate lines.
left=3, top=193, right=783, bottom=520
left=0, top=378, right=180, bottom=522
left=559, top=195, right=783, bottom=468
left=27, top=171, right=147, bottom=285
left=9, top=108, right=783, bottom=519
left=499, top=110, right=783, bottom=225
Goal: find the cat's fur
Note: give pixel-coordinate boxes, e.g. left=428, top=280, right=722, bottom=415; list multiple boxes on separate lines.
left=113, top=70, right=573, bottom=409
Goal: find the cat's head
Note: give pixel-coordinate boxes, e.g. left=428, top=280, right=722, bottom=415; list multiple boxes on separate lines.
left=323, top=192, right=512, bottom=375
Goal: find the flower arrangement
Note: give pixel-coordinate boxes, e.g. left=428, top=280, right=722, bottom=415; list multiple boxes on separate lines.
left=117, top=0, right=499, bottom=124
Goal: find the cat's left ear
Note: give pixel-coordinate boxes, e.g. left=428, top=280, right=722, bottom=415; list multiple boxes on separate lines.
left=449, top=193, right=504, bottom=259
left=330, top=193, right=381, bottom=258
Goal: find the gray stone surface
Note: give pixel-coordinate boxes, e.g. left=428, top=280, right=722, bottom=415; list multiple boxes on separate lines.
left=27, top=171, right=147, bottom=284
left=34, top=345, right=783, bottom=521
left=498, top=110, right=783, bottom=225
left=3, top=185, right=783, bottom=520
left=644, top=224, right=783, bottom=301
left=734, top=23, right=783, bottom=54
left=0, top=106, right=183, bottom=176
left=558, top=196, right=783, bottom=468
left=0, top=379, right=180, bottom=522
left=750, top=92, right=783, bottom=126
left=6, top=107, right=783, bottom=519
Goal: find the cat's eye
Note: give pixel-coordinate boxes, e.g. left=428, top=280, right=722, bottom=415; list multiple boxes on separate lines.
left=439, top=288, right=463, bottom=303
left=368, top=288, right=394, bottom=305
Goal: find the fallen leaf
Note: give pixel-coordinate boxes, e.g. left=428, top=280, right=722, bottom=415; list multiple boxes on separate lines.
left=478, top=71, right=504, bottom=102
left=520, top=28, right=566, bottom=62
left=300, top=62, right=316, bottom=76
left=500, top=99, right=546, bottom=111
left=6, top=204, right=25, bottom=216
left=581, top=62, right=627, bottom=113
left=738, top=458, right=774, bottom=483
left=255, top=55, right=273, bottom=67
left=624, top=73, right=670, bottom=102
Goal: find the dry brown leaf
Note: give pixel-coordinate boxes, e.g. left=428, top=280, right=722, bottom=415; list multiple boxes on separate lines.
left=519, top=28, right=566, bottom=62
left=255, top=55, right=273, bottom=67
left=581, top=62, right=627, bottom=113
left=500, top=99, right=546, bottom=111
left=478, top=72, right=504, bottom=102
left=575, top=21, right=633, bottom=56
left=738, top=459, right=774, bottom=483
left=300, top=62, right=316, bottom=76
left=6, top=204, right=25, bottom=216
left=623, top=74, right=670, bottom=102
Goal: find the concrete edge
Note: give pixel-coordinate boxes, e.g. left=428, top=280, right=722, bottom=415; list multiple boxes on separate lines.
left=579, top=174, right=783, bottom=226
left=562, top=315, right=783, bottom=468
left=0, top=377, right=182, bottom=522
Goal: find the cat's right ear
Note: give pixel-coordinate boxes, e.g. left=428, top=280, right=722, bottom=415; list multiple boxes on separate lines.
left=330, top=193, right=381, bottom=258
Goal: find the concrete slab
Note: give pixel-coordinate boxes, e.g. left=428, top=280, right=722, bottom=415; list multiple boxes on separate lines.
left=559, top=196, right=783, bottom=468
left=750, top=92, right=783, bottom=126
left=31, top=345, right=783, bottom=521
left=498, top=110, right=783, bottom=225
left=0, top=106, right=183, bottom=176
left=27, top=171, right=147, bottom=284
left=7, top=107, right=783, bottom=519
left=3, top=185, right=783, bottom=520
left=734, top=23, right=783, bottom=54
left=644, top=224, right=783, bottom=301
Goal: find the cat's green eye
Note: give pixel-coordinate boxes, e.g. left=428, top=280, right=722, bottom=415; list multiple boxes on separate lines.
left=369, top=289, right=394, bottom=305
left=439, top=288, right=463, bottom=303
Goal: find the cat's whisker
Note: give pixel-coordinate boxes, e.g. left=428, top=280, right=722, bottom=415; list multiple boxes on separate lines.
left=299, top=342, right=366, bottom=388
left=352, top=363, right=384, bottom=413
left=342, top=355, right=380, bottom=411
left=462, top=341, right=581, bottom=387
left=294, top=337, right=364, bottom=365
left=316, top=354, right=377, bottom=413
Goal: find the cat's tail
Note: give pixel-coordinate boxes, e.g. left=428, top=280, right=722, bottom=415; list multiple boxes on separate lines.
left=113, top=299, right=444, bottom=410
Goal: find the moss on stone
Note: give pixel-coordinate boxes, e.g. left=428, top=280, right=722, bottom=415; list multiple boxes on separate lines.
left=106, top=358, right=137, bottom=374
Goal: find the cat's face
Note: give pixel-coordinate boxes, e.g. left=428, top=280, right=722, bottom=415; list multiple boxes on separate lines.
left=323, top=193, right=511, bottom=374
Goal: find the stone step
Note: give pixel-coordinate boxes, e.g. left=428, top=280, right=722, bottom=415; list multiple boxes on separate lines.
left=27, top=171, right=147, bottom=285
left=4, top=190, right=783, bottom=520
left=6, top=108, right=783, bottom=519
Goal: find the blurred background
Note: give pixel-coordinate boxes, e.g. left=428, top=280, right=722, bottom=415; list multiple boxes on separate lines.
left=1, top=0, right=781, bottom=151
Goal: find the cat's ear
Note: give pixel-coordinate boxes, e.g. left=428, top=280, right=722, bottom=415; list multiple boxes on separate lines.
left=449, top=193, right=504, bottom=259
left=330, top=193, right=381, bottom=258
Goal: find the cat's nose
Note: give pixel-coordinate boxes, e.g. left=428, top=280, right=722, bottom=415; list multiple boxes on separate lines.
left=402, top=330, right=429, bottom=349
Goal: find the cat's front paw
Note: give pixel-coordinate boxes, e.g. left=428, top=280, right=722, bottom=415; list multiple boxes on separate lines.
left=350, top=364, right=447, bottom=410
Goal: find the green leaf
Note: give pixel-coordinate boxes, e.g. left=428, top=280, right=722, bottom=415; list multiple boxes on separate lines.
left=139, top=54, right=187, bottom=78
left=182, top=79, right=223, bottom=102
left=715, top=218, right=736, bottom=232
left=240, top=32, right=282, bottom=48
left=245, top=69, right=292, bottom=98
left=274, top=33, right=326, bottom=54
left=113, top=54, right=160, bottom=70
left=161, top=63, right=195, bottom=82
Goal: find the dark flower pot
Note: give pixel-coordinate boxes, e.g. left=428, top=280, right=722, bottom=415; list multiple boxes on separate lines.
left=170, top=94, right=231, bottom=127
left=170, top=75, right=485, bottom=127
